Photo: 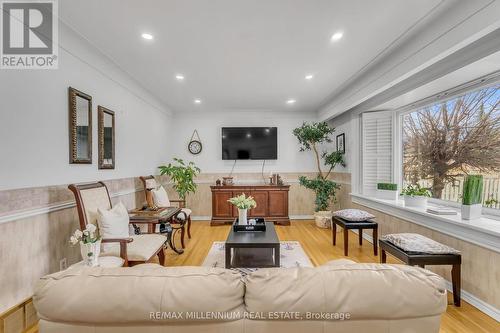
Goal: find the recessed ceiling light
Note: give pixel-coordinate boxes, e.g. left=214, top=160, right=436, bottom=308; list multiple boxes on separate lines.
left=286, top=99, right=296, bottom=105
left=194, top=99, right=202, bottom=104
left=330, top=31, right=343, bottom=42
left=141, top=33, right=154, bottom=40
left=305, top=74, right=314, bottom=80
left=175, top=74, right=185, bottom=80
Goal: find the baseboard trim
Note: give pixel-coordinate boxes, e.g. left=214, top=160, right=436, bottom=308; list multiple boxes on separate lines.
left=0, top=188, right=142, bottom=225
left=351, top=230, right=500, bottom=322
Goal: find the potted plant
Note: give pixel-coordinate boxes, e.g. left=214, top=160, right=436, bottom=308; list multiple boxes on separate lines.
left=70, top=224, right=101, bottom=267
left=401, top=184, right=431, bottom=209
left=158, top=158, right=201, bottom=201
left=293, top=122, right=346, bottom=228
left=228, top=193, right=257, bottom=225
left=376, top=183, right=398, bottom=201
left=461, top=175, right=483, bottom=220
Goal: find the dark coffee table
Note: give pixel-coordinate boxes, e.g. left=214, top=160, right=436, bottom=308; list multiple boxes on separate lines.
left=225, top=222, right=280, bottom=268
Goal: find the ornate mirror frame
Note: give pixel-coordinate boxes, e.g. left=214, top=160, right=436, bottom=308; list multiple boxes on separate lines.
left=98, top=106, right=115, bottom=169
left=68, top=87, right=92, bottom=164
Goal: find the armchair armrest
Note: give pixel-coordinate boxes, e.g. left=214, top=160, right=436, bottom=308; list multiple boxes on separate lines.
left=101, top=238, right=133, bottom=266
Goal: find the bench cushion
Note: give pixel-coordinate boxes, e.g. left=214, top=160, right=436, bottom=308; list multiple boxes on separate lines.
left=381, top=233, right=460, bottom=254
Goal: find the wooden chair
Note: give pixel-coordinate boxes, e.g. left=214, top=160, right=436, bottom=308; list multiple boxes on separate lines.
left=68, top=182, right=167, bottom=266
left=140, top=175, right=192, bottom=248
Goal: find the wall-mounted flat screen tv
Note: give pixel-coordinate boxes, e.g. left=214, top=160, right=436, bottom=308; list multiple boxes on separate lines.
left=222, top=127, right=277, bottom=160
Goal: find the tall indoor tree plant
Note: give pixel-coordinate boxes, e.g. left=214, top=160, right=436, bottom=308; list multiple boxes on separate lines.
left=158, top=158, right=201, bottom=201
left=293, top=122, right=346, bottom=228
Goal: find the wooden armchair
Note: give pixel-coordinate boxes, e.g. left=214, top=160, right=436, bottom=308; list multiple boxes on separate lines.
left=68, top=182, right=167, bottom=266
left=140, top=175, right=193, bottom=248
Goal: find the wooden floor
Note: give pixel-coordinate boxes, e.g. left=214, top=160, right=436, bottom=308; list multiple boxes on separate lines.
left=163, top=221, right=500, bottom=333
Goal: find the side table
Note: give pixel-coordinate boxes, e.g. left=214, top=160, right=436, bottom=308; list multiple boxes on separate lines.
left=332, top=216, right=378, bottom=256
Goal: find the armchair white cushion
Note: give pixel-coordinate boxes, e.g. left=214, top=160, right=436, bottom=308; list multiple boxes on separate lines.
left=101, top=234, right=167, bottom=261
left=151, top=186, right=171, bottom=207
left=97, top=202, right=130, bottom=251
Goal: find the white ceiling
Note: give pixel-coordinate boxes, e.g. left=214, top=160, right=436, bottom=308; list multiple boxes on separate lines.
left=59, top=0, right=443, bottom=114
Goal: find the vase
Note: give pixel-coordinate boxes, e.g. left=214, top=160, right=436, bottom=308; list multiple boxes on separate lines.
left=238, top=208, right=248, bottom=225
left=376, top=189, right=399, bottom=201
left=461, top=204, right=482, bottom=220
left=314, top=211, right=332, bottom=229
left=80, top=240, right=101, bottom=267
left=404, top=195, right=428, bottom=209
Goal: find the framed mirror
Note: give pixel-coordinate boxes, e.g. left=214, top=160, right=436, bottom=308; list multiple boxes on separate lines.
left=98, top=106, right=115, bottom=169
left=68, top=87, right=92, bottom=164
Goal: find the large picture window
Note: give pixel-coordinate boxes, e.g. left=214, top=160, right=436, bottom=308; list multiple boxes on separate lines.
left=402, top=84, right=500, bottom=209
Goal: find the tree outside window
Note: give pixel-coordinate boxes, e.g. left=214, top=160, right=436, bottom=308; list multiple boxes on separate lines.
left=402, top=84, right=500, bottom=209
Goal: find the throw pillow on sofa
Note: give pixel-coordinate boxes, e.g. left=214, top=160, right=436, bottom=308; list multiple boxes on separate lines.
left=333, top=209, right=375, bottom=221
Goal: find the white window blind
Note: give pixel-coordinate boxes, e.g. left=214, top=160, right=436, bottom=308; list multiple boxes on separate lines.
left=362, top=111, right=393, bottom=196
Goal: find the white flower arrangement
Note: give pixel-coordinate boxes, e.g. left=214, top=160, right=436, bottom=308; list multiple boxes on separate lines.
left=70, top=224, right=100, bottom=245
left=228, top=193, right=257, bottom=210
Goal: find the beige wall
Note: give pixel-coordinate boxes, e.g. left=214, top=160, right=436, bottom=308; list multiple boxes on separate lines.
left=161, top=172, right=352, bottom=218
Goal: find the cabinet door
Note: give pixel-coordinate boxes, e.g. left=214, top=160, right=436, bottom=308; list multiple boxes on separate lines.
left=268, top=190, right=288, bottom=217
left=213, top=191, right=233, bottom=217
left=249, top=191, right=268, bottom=217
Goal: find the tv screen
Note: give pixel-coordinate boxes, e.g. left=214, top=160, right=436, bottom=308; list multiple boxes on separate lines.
left=222, top=127, right=277, bottom=160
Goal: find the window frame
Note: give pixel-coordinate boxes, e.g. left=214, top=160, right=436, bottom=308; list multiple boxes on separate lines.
left=395, top=72, right=500, bottom=218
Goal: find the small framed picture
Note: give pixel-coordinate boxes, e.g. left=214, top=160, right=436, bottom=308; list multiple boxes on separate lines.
left=336, top=133, right=345, bottom=153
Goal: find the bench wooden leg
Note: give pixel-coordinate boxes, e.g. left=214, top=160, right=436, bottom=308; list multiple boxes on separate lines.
left=452, top=264, right=461, bottom=307
left=343, top=227, right=349, bottom=256
left=380, top=248, right=386, bottom=263
left=332, top=223, right=337, bottom=245
left=373, top=227, right=378, bottom=256
left=358, top=228, right=363, bottom=245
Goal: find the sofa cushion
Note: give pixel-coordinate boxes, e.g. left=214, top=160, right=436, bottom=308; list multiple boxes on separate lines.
left=245, top=263, right=447, bottom=320
left=322, top=259, right=357, bottom=266
left=34, top=266, right=245, bottom=324
left=101, top=234, right=167, bottom=261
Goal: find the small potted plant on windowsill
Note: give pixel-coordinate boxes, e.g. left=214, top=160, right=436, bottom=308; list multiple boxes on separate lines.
left=461, top=175, right=483, bottom=220
left=376, top=183, right=398, bottom=201
left=401, top=184, right=431, bottom=209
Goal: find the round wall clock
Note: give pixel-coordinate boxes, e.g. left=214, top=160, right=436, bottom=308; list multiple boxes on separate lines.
left=188, top=130, right=202, bottom=155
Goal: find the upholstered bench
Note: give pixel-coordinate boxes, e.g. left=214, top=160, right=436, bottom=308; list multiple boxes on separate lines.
left=379, top=233, right=462, bottom=306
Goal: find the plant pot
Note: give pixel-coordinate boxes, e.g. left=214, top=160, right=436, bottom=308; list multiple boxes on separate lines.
left=404, top=195, right=428, bottom=209
left=238, top=208, right=248, bottom=225
left=80, top=240, right=101, bottom=267
left=461, top=204, right=482, bottom=220
left=376, top=189, right=399, bottom=201
left=314, top=211, right=332, bottom=229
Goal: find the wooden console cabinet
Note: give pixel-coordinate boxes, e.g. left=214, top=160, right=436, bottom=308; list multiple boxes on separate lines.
left=210, top=185, right=290, bottom=226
